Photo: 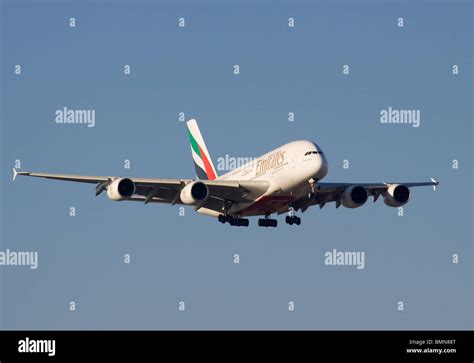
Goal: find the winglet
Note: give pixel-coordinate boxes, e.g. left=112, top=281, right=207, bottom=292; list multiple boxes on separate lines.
left=431, top=177, right=439, bottom=191
left=12, top=168, right=30, bottom=181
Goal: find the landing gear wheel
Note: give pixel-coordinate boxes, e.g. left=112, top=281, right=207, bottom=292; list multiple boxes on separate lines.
left=219, top=215, right=249, bottom=227
left=258, top=218, right=277, bottom=227
left=234, top=218, right=249, bottom=227
left=285, top=216, right=301, bottom=226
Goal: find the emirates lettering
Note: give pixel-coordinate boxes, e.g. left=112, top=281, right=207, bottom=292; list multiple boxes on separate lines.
left=256, top=151, right=285, bottom=176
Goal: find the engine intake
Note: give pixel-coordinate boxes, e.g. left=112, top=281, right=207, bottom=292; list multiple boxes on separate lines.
left=107, top=178, right=135, bottom=201
left=383, top=184, right=410, bottom=207
left=180, top=181, right=209, bottom=205
left=341, top=185, right=368, bottom=208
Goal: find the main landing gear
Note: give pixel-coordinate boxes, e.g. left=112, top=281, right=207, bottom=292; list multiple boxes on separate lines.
left=258, top=214, right=277, bottom=227
left=218, top=214, right=249, bottom=227
left=258, top=218, right=277, bottom=227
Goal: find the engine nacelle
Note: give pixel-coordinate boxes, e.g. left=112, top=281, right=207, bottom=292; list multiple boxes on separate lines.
left=107, top=178, right=135, bottom=201
left=341, top=185, right=368, bottom=208
left=383, top=184, right=410, bottom=207
left=180, top=181, right=209, bottom=205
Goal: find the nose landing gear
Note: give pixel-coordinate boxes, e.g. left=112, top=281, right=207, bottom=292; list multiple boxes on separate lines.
left=285, top=216, right=301, bottom=225
left=285, top=207, right=301, bottom=226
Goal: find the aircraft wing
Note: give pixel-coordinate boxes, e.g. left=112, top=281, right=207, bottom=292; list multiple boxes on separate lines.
left=12, top=169, right=269, bottom=210
left=293, top=178, right=439, bottom=212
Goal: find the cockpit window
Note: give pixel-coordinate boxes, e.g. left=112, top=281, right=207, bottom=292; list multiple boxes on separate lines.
left=304, top=151, right=320, bottom=155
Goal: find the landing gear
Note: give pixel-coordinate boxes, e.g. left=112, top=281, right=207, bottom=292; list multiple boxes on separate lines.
left=309, top=178, right=316, bottom=194
left=258, top=217, right=277, bottom=227
left=233, top=218, right=249, bottom=227
left=285, top=215, right=301, bottom=225
left=285, top=207, right=301, bottom=225
left=308, top=178, right=318, bottom=199
left=218, top=214, right=249, bottom=227
left=218, top=199, right=249, bottom=227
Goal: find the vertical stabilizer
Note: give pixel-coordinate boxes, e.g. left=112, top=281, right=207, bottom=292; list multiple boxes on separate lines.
left=186, top=119, right=218, bottom=180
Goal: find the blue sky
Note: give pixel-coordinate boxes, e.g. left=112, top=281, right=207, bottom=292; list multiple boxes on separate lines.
left=1, top=0, right=472, bottom=329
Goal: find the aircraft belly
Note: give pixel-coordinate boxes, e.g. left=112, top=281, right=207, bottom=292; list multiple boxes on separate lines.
left=236, top=195, right=295, bottom=217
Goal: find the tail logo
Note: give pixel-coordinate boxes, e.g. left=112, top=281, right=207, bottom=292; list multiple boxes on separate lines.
left=187, top=119, right=217, bottom=180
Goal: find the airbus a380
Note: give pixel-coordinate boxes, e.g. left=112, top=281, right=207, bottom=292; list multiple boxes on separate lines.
left=13, top=119, right=439, bottom=227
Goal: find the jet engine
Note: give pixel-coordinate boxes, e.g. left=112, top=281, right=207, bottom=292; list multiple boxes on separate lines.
left=341, top=185, right=368, bottom=208
left=383, top=184, right=410, bottom=207
left=180, top=181, right=209, bottom=205
left=107, top=178, right=135, bottom=201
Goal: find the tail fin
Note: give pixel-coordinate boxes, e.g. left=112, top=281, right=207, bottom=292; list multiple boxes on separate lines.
left=186, top=119, right=218, bottom=180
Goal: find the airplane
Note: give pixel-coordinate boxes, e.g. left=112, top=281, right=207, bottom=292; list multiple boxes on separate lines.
left=12, top=118, right=439, bottom=227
